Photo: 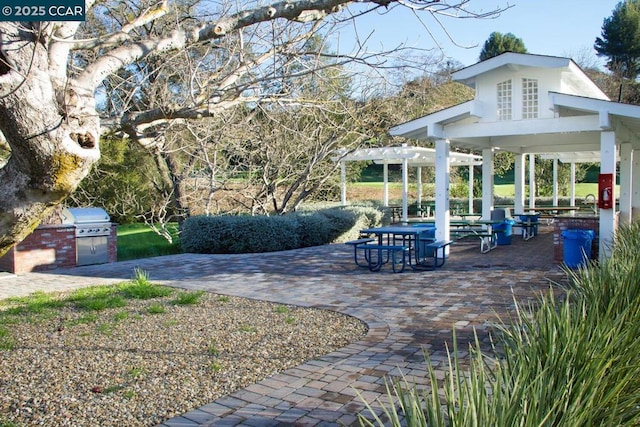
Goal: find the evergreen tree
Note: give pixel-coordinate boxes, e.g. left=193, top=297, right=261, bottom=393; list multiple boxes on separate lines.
left=479, top=32, right=528, bottom=61
left=594, top=0, right=640, bottom=80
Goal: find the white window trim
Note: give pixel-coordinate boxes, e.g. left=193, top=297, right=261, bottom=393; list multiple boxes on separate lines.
left=522, top=77, right=539, bottom=119
left=497, top=79, right=512, bottom=121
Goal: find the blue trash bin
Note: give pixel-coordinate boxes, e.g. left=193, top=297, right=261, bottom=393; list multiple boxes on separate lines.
left=416, top=224, right=436, bottom=256
left=494, top=219, right=515, bottom=245
left=561, top=229, right=595, bottom=268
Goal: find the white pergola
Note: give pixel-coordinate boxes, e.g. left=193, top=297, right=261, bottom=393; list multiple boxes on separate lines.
left=389, top=53, right=640, bottom=261
left=334, top=145, right=481, bottom=222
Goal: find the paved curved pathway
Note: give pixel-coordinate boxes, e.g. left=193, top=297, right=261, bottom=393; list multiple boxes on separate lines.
left=0, top=226, right=566, bottom=426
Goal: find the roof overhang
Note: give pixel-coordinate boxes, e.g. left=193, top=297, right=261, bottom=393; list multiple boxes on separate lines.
left=390, top=92, right=640, bottom=154
left=333, top=145, right=482, bottom=166
left=540, top=151, right=619, bottom=163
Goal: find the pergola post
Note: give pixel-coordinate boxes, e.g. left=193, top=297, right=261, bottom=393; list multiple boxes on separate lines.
left=402, top=156, right=409, bottom=222
left=633, top=149, right=640, bottom=221
left=619, top=143, right=633, bottom=225
left=528, top=154, right=536, bottom=209
left=481, top=148, right=494, bottom=220
left=514, top=153, right=526, bottom=215
left=599, top=131, right=616, bottom=260
left=552, top=158, right=558, bottom=206
left=383, top=162, right=389, bottom=207
left=417, top=166, right=423, bottom=208
left=569, top=162, right=576, bottom=207
left=468, top=164, right=474, bottom=214
left=435, top=139, right=451, bottom=246
left=340, top=160, right=347, bottom=206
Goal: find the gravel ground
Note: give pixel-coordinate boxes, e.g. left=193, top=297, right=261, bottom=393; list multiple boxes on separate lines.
left=0, top=288, right=368, bottom=426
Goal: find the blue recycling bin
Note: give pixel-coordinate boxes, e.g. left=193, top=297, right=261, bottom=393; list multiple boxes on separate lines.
left=561, top=229, right=595, bottom=268
left=416, top=224, right=436, bottom=256
left=494, top=219, right=515, bottom=245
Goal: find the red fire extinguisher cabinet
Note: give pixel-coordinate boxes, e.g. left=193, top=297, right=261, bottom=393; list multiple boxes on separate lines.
left=598, top=173, right=613, bottom=209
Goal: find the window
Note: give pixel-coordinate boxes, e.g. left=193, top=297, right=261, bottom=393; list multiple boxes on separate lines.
left=497, top=80, right=512, bottom=120
left=522, top=78, right=539, bottom=119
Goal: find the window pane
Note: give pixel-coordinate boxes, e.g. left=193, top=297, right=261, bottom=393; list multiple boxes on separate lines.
left=497, top=80, right=512, bottom=120
left=522, top=78, right=538, bottom=119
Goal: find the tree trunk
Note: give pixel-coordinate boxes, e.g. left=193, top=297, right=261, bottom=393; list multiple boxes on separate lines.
left=0, top=23, right=100, bottom=257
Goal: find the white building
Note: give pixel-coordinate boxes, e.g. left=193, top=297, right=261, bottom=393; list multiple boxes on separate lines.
left=389, top=52, right=640, bottom=260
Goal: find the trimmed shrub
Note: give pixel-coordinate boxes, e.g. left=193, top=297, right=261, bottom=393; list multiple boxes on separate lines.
left=181, top=205, right=383, bottom=254
left=181, top=215, right=299, bottom=254
left=294, top=212, right=331, bottom=248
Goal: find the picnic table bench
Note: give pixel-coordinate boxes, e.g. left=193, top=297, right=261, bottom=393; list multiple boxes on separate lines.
left=406, top=219, right=499, bottom=253
left=345, top=238, right=410, bottom=273
left=450, top=223, right=498, bottom=253
left=415, top=239, right=453, bottom=269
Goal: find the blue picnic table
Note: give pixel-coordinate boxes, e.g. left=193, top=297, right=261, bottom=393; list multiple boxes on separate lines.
left=346, top=224, right=451, bottom=272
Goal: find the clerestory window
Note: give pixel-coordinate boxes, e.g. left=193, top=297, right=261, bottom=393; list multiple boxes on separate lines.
left=522, top=78, right=539, bottom=119
left=497, top=80, right=512, bottom=120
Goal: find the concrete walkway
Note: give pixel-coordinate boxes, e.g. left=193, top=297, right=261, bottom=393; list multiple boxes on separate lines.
left=0, top=225, right=567, bottom=426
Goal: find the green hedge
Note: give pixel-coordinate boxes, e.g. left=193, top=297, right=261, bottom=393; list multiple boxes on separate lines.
left=180, top=205, right=383, bottom=254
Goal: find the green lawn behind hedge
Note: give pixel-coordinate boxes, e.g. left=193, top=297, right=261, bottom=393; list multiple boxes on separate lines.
left=117, top=223, right=181, bottom=261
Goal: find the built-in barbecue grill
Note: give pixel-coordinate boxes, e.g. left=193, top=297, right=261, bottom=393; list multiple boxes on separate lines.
left=61, top=207, right=112, bottom=266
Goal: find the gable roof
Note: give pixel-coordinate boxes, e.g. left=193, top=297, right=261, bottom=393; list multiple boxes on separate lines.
left=452, top=52, right=609, bottom=100
left=389, top=53, right=640, bottom=153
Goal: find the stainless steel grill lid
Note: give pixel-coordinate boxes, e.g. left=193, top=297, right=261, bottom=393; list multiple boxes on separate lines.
left=61, top=207, right=110, bottom=225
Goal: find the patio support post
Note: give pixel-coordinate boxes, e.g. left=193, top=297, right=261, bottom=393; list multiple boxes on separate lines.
left=435, top=139, right=451, bottom=246
left=600, top=131, right=616, bottom=260
left=417, top=166, right=423, bottom=208
left=340, top=160, right=347, bottom=206
left=570, top=162, right=576, bottom=207
left=619, top=143, right=633, bottom=225
left=402, top=156, right=409, bottom=222
left=383, top=162, right=389, bottom=207
left=514, top=153, right=525, bottom=215
left=529, top=154, right=536, bottom=209
left=552, top=158, right=559, bottom=206
left=468, top=164, right=474, bottom=214
left=481, top=148, right=494, bottom=220
left=633, top=149, right=640, bottom=221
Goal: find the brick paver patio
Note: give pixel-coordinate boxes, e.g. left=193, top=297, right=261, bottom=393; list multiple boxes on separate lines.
left=0, top=224, right=568, bottom=426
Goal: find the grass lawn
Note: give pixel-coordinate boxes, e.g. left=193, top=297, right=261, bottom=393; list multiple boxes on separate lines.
left=494, top=183, right=603, bottom=198
left=117, top=223, right=182, bottom=261
left=350, top=182, right=605, bottom=200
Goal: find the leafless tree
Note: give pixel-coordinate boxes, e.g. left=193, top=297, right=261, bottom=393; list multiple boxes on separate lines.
left=0, top=0, right=506, bottom=256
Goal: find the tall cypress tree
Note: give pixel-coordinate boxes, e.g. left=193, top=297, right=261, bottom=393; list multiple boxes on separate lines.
left=595, top=0, right=640, bottom=80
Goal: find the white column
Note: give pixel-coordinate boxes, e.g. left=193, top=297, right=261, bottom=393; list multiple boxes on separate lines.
left=552, top=158, right=559, bottom=206
left=340, top=160, right=347, bottom=206
left=633, top=149, right=640, bottom=221
left=402, top=157, right=409, bottom=223
left=619, top=143, right=632, bottom=225
left=481, top=148, right=494, bottom=220
left=599, top=131, right=617, bottom=260
left=570, top=162, right=576, bottom=206
left=529, top=154, right=536, bottom=209
left=435, top=139, right=451, bottom=246
left=468, top=164, right=474, bottom=214
left=417, top=166, right=423, bottom=207
left=514, top=154, right=525, bottom=215
left=383, top=162, right=389, bottom=207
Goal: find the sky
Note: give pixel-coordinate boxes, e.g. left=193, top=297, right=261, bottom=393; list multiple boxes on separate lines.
left=332, top=0, right=622, bottom=70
